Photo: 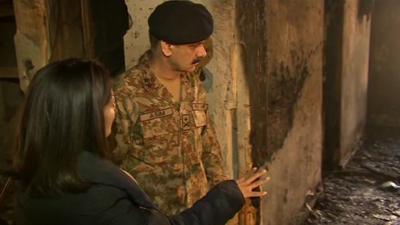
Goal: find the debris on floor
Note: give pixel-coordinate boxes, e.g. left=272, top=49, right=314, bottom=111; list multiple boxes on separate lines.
left=303, top=127, right=400, bottom=225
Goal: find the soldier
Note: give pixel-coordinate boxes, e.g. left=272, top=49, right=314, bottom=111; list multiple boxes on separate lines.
left=113, top=1, right=228, bottom=215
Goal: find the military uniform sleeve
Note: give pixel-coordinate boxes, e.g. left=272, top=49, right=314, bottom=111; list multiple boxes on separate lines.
left=193, top=71, right=228, bottom=187
left=201, top=115, right=229, bottom=187
left=112, top=83, right=140, bottom=164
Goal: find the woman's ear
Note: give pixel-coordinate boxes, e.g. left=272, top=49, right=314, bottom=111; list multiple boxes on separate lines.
left=160, top=41, right=173, bottom=57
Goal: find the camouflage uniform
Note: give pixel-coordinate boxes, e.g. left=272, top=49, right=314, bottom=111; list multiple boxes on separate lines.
left=113, top=50, right=228, bottom=215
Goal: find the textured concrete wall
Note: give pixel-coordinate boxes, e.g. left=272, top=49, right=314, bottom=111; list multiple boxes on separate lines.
left=124, top=0, right=160, bottom=67
left=196, top=0, right=237, bottom=178
left=339, top=0, right=370, bottom=165
left=260, top=1, right=324, bottom=225
left=368, top=0, right=400, bottom=127
left=13, top=0, right=50, bottom=92
left=14, top=0, right=87, bottom=92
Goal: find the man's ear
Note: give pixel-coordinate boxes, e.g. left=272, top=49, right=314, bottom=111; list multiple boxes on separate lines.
left=160, top=41, right=174, bottom=57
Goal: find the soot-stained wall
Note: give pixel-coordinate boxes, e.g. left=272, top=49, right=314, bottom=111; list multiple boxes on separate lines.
left=256, top=1, right=324, bottom=225
left=369, top=0, right=400, bottom=127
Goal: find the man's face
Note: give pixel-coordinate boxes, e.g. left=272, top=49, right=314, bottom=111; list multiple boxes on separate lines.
left=169, top=40, right=208, bottom=73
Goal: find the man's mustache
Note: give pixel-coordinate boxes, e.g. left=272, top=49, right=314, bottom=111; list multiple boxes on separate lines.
left=192, top=58, right=201, bottom=64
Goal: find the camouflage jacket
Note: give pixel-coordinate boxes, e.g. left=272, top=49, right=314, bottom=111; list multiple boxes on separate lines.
left=113, top=50, right=228, bottom=215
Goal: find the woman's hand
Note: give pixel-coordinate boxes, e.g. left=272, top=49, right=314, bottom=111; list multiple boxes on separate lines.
left=236, top=168, right=270, bottom=198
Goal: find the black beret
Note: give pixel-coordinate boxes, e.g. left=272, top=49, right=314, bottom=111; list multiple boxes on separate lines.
left=148, top=1, right=213, bottom=45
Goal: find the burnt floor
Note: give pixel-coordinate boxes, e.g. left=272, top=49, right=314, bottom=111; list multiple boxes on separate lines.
left=303, top=126, right=400, bottom=225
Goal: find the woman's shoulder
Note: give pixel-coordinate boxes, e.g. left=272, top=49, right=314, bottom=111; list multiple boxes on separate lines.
left=14, top=183, right=128, bottom=224
left=78, top=184, right=129, bottom=213
left=78, top=152, right=156, bottom=209
left=16, top=183, right=153, bottom=225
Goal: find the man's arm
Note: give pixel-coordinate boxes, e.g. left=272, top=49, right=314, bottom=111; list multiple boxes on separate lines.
left=201, top=115, right=229, bottom=187
left=112, top=86, right=139, bottom=165
left=193, top=70, right=228, bottom=188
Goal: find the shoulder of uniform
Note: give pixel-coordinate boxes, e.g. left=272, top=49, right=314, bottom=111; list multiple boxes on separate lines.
left=114, top=66, right=148, bottom=91
left=125, top=65, right=146, bottom=81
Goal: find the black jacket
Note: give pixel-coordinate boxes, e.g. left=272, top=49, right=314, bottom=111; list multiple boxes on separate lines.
left=15, top=152, right=244, bottom=225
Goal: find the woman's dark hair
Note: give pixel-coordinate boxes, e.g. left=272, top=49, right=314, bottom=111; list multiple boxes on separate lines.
left=12, top=58, right=113, bottom=196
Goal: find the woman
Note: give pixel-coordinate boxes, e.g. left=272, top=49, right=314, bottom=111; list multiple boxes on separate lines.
left=11, top=59, right=269, bottom=225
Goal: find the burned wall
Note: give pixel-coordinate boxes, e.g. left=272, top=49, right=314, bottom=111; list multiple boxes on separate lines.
left=236, top=0, right=323, bottom=225
left=323, top=0, right=344, bottom=170
left=339, top=0, right=371, bottom=166
left=13, top=0, right=49, bottom=92
left=259, top=1, right=324, bottom=225
left=368, top=0, right=400, bottom=127
left=125, top=1, right=325, bottom=225
left=323, top=0, right=371, bottom=169
left=235, top=0, right=268, bottom=167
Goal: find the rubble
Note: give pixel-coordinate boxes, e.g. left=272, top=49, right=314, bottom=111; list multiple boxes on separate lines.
left=303, top=127, right=400, bottom=225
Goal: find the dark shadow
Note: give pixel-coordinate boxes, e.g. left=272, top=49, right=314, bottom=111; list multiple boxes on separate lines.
left=323, top=0, right=344, bottom=173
